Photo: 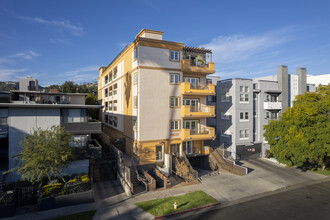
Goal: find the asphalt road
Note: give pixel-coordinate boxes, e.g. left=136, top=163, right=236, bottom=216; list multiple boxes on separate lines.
left=181, top=178, right=330, bottom=220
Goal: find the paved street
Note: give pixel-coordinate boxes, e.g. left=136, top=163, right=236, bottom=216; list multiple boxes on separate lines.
left=181, top=178, right=330, bottom=220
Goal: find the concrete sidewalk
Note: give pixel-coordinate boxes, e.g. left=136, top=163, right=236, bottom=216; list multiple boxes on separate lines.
left=6, top=159, right=328, bottom=220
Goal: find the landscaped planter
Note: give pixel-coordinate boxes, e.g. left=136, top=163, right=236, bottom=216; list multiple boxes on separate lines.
left=0, top=203, right=15, bottom=218
left=38, top=189, right=94, bottom=211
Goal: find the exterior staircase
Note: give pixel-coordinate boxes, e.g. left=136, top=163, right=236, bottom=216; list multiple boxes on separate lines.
left=209, top=148, right=247, bottom=175
left=172, top=153, right=200, bottom=182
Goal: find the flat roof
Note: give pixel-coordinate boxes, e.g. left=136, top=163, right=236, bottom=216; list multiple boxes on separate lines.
left=9, top=90, right=88, bottom=96
left=0, top=103, right=103, bottom=109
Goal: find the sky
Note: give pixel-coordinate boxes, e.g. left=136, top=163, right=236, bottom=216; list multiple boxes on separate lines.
left=0, top=0, right=330, bottom=86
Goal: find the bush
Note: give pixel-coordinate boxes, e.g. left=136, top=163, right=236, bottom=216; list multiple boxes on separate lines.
left=64, top=182, right=90, bottom=195
left=0, top=192, right=14, bottom=205
left=42, top=183, right=64, bottom=197
left=81, top=175, right=90, bottom=183
left=265, top=150, right=273, bottom=158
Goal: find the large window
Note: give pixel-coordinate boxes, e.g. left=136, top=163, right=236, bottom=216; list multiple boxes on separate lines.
left=221, top=86, right=230, bottom=102
left=170, top=73, right=180, bottom=85
left=240, top=112, right=249, bottom=121
left=240, top=86, right=249, bottom=102
left=62, top=109, right=87, bottom=123
left=156, top=145, right=163, bottom=161
left=170, top=120, right=180, bottom=131
left=239, top=130, right=249, bottom=139
left=182, top=141, right=193, bottom=155
left=170, top=97, right=180, bottom=107
left=170, top=50, right=179, bottom=61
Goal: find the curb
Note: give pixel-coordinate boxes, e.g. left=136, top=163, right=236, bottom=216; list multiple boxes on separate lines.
left=154, top=202, right=221, bottom=219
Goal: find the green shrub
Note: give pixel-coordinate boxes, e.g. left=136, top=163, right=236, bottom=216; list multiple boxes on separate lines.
left=265, top=150, right=273, bottom=158
left=42, top=183, right=64, bottom=197
left=64, top=182, right=90, bottom=195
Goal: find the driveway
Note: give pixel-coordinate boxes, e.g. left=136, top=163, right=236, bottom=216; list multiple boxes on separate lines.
left=197, top=158, right=326, bottom=202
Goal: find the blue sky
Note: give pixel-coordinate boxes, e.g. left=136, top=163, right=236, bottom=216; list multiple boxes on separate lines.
left=0, top=0, right=330, bottom=86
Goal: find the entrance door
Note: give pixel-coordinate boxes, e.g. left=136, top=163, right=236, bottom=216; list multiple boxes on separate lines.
left=183, top=120, right=198, bottom=134
left=182, top=141, right=193, bottom=155
left=183, top=77, right=199, bottom=89
left=171, top=144, right=180, bottom=156
left=156, top=145, right=163, bottom=161
left=183, top=99, right=199, bottom=112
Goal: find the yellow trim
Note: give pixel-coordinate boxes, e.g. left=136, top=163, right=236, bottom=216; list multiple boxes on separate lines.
left=135, top=29, right=164, bottom=39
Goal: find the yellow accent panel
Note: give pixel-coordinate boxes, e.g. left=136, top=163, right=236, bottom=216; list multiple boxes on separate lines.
left=181, top=82, right=215, bottom=96
left=181, top=59, right=215, bottom=75
left=181, top=105, right=215, bottom=118
left=136, top=29, right=164, bottom=38
left=181, top=127, right=215, bottom=141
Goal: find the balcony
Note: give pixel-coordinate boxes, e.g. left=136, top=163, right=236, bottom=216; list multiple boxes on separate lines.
left=62, top=120, right=102, bottom=134
left=181, top=105, right=215, bottom=118
left=264, top=101, right=282, bottom=110
left=181, top=59, right=215, bottom=74
left=181, top=82, right=215, bottom=96
left=181, top=127, right=215, bottom=141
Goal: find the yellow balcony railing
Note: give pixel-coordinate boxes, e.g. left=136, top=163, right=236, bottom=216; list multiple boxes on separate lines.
left=181, top=59, right=215, bottom=74
left=181, top=82, right=215, bottom=96
left=181, top=127, right=215, bottom=141
left=181, top=105, right=215, bottom=118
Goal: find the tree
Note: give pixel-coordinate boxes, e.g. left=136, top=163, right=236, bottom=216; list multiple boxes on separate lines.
left=85, top=93, right=99, bottom=120
left=5, top=126, right=77, bottom=184
left=264, top=85, right=330, bottom=170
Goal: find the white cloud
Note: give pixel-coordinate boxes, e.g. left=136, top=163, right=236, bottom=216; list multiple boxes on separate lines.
left=50, top=38, right=70, bottom=45
left=58, top=66, right=99, bottom=83
left=0, top=68, right=27, bottom=81
left=202, top=27, right=293, bottom=65
left=0, top=50, right=39, bottom=64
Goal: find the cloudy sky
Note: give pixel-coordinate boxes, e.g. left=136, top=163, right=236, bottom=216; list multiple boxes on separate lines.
left=0, top=0, right=330, bottom=85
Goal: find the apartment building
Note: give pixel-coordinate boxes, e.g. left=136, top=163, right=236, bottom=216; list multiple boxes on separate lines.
left=214, top=65, right=328, bottom=160
left=98, top=29, right=216, bottom=170
left=0, top=90, right=102, bottom=182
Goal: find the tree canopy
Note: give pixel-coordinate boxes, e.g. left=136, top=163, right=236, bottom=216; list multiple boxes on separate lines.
left=85, top=93, right=99, bottom=120
left=45, top=81, right=97, bottom=94
left=264, top=85, right=330, bottom=170
left=5, top=126, right=77, bottom=184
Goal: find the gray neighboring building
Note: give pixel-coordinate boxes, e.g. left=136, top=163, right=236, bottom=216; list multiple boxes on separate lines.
left=0, top=90, right=102, bottom=183
left=211, top=65, right=326, bottom=161
left=19, top=76, right=39, bottom=91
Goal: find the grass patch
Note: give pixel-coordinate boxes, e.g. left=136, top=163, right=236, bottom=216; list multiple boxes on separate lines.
left=47, top=210, right=96, bottom=220
left=135, top=191, right=217, bottom=216
left=312, top=167, right=330, bottom=176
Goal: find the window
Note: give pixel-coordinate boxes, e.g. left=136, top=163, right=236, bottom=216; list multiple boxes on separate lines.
left=134, top=143, right=137, bottom=154
left=113, top=66, right=118, bottom=79
left=109, top=86, right=113, bottom=96
left=266, top=111, right=278, bottom=119
left=170, top=50, right=179, bottom=61
left=239, top=130, right=249, bottom=139
left=105, top=102, right=108, bottom=111
left=105, top=88, right=108, bottom=97
left=133, top=48, right=137, bottom=60
left=109, top=101, right=112, bottom=111
left=170, top=73, right=179, bottom=84
left=170, top=120, right=180, bottom=130
left=207, top=96, right=216, bottom=103
left=61, top=109, right=87, bottom=123
left=113, top=117, right=118, bottom=127
left=105, top=75, right=108, bottom=84
left=134, top=96, right=138, bottom=108
left=266, top=94, right=270, bottom=102
left=113, top=84, right=117, bottom=95
left=109, top=73, right=113, bottom=82
left=170, top=97, right=180, bottom=107
left=69, top=135, right=88, bottom=148
left=240, top=112, right=249, bottom=121
left=240, top=86, right=249, bottom=102
left=134, top=73, right=138, bottom=84
left=113, top=100, right=118, bottom=111
left=109, top=116, right=113, bottom=125
left=133, top=119, right=137, bottom=131
left=156, top=145, right=163, bottom=161
left=182, top=141, right=193, bottom=155
left=221, top=86, right=230, bottom=101
left=171, top=144, right=180, bottom=155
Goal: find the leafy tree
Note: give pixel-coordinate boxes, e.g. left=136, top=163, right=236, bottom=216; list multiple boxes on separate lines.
left=85, top=93, right=99, bottom=119
left=5, top=126, right=77, bottom=184
left=61, top=81, right=77, bottom=93
left=264, top=85, right=330, bottom=170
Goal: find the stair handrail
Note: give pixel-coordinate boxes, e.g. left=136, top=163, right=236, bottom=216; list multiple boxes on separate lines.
left=181, top=153, right=200, bottom=182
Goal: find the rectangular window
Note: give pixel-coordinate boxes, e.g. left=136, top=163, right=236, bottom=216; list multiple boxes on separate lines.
left=134, top=143, right=137, bottom=154
left=113, top=66, right=118, bottom=79
left=240, top=94, right=244, bottom=102
left=170, top=97, right=180, bottom=107
left=239, top=130, right=249, bottom=139
left=156, top=145, right=163, bottom=161
left=109, top=101, right=112, bottom=111
left=113, top=84, right=117, bottom=95
left=134, top=96, right=138, bottom=108
left=240, top=112, right=249, bottom=120
left=170, top=50, right=179, bottom=61
left=170, top=73, right=179, bottom=84
left=133, top=119, right=137, bottom=131
left=105, top=88, right=108, bottom=97
left=109, top=73, right=112, bottom=82
left=134, top=73, right=138, bottom=84
left=245, top=86, right=249, bottom=92
left=170, top=120, right=180, bottom=130
left=109, top=116, right=113, bottom=125
left=221, top=86, right=230, bottom=101
left=105, top=76, right=108, bottom=84
left=113, top=117, right=118, bottom=127
left=182, top=141, right=192, bottom=155
left=109, top=86, right=113, bottom=96
left=240, top=86, right=244, bottom=92
left=113, top=100, right=118, bottom=111
left=133, top=48, right=137, bottom=60
left=105, top=102, right=108, bottom=111
left=245, top=94, right=249, bottom=101
left=245, top=112, right=249, bottom=119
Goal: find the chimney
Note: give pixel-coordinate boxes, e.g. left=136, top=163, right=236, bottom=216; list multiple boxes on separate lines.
left=296, top=67, right=307, bottom=95
left=277, top=65, right=288, bottom=114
